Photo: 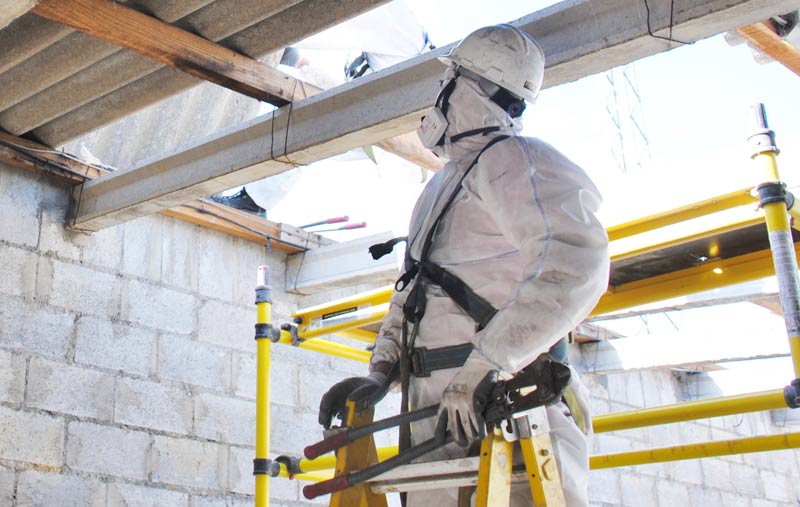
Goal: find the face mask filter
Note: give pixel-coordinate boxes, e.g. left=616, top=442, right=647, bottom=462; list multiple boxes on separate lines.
left=417, top=76, right=458, bottom=149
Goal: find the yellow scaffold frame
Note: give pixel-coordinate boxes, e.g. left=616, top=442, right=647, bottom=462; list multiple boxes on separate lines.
left=253, top=103, right=800, bottom=504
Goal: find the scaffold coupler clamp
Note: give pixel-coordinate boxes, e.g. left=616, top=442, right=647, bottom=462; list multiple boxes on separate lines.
left=756, top=182, right=794, bottom=211
left=280, top=322, right=302, bottom=346
left=252, top=457, right=281, bottom=477
left=784, top=378, right=800, bottom=409
left=254, top=322, right=282, bottom=342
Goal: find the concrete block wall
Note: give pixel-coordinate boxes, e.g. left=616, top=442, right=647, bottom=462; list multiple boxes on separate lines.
left=582, top=366, right=800, bottom=507
left=0, top=163, right=378, bottom=507
left=3, top=162, right=800, bottom=506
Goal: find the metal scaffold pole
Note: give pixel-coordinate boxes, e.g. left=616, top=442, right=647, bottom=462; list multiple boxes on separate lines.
left=749, top=103, right=800, bottom=406
left=254, top=265, right=274, bottom=507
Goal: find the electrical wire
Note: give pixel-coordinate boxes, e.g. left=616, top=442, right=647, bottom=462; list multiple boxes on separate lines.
left=0, top=138, right=100, bottom=181
left=643, top=0, right=693, bottom=47
left=0, top=137, right=113, bottom=174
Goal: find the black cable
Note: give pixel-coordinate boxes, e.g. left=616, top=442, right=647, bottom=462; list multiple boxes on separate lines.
left=643, top=0, right=693, bottom=46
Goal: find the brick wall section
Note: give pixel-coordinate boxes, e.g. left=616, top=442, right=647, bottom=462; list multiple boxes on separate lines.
left=2, top=163, right=799, bottom=506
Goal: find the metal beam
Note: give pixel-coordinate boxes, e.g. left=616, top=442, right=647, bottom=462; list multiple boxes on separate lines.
left=71, top=0, right=799, bottom=231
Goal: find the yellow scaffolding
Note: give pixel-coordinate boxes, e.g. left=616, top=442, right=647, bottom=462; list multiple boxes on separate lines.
left=254, top=103, right=800, bottom=502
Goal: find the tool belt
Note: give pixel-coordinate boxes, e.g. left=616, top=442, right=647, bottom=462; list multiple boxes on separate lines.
left=410, top=337, right=569, bottom=378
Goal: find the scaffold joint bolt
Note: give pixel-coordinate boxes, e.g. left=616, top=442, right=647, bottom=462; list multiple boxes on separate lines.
left=253, top=458, right=281, bottom=477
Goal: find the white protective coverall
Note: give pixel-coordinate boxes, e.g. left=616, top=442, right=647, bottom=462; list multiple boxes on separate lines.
left=369, top=74, right=609, bottom=506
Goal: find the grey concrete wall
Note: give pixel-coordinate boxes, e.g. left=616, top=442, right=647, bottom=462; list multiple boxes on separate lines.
left=2, top=161, right=799, bottom=506
left=582, top=366, right=800, bottom=507
left=0, top=162, right=374, bottom=506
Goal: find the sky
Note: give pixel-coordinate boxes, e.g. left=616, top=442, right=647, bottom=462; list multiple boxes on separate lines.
left=265, top=1, right=800, bottom=396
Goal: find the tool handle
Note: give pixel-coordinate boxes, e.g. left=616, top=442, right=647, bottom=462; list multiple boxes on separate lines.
left=752, top=102, right=769, bottom=129
left=326, top=216, right=349, bottom=224
left=341, top=222, right=367, bottom=230
left=303, top=474, right=350, bottom=499
left=304, top=431, right=349, bottom=460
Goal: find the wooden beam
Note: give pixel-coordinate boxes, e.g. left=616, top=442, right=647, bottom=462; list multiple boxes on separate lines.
left=31, top=0, right=311, bottom=105
left=0, top=129, right=105, bottom=183
left=737, top=21, right=800, bottom=76
left=70, top=0, right=800, bottom=231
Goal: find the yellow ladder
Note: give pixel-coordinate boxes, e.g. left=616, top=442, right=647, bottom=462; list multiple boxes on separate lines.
left=329, top=402, right=565, bottom=507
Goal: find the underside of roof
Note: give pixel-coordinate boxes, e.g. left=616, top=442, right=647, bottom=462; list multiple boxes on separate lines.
left=0, top=0, right=387, bottom=149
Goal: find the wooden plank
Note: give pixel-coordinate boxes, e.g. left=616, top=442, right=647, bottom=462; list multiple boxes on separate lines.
left=31, top=0, right=311, bottom=105
left=0, top=129, right=105, bottom=182
left=737, top=21, right=800, bottom=76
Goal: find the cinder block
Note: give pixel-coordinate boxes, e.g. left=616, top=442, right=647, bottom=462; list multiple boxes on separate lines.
left=266, top=356, right=297, bottom=406
left=587, top=468, right=620, bottom=505
left=158, top=334, right=229, bottom=392
left=50, top=259, right=120, bottom=318
left=122, top=279, right=196, bottom=334
left=761, top=469, right=792, bottom=502
left=751, top=499, right=781, bottom=507
left=75, top=316, right=156, bottom=377
left=80, top=225, right=123, bottom=270
left=0, top=168, right=40, bottom=247
left=729, top=463, right=762, bottom=496
left=190, top=494, right=254, bottom=507
left=106, top=481, right=189, bottom=507
left=198, top=231, right=237, bottom=301
left=700, top=459, right=732, bottom=491
left=161, top=218, right=199, bottom=292
left=232, top=239, right=270, bottom=307
left=655, top=479, right=689, bottom=506
left=16, top=470, right=105, bottom=507
left=0, top=466, right=13, bottom=506
left=198, top=300, right=252, bottom=351
left=234, top=352, right=257, bottom=400
left=151, top=434, right=227, bottom=490
left=666, top=458, right=703, bottom=486
left=0, top=297, right=73, bottom=358
left=767, top=448, right=800, bottom=476
left=687, top=485, right=723, bottom=507
left=115, top=376, right=193, bottom=434
left=122, top=216, right=164, bottom=282
left=592, top=433, right=632, bottom=455
left=27, top=357, right=115, bottom=420
left=0, top=348, right=25, bottom=403
left=618, top=473, right=655, bottom=507
left=0, top=243, right=36, bottom=297
left=67, top=420, right=149, bottom=480
left=0, top=406, right=63, bottom=466
left=720, top=491, right=752, bottom=507
left=269, top=404, right=323, bottom=457
left=194, top=392, right=255, bottom=446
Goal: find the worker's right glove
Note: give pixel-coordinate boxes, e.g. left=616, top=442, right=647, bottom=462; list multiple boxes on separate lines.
left=435, top=353, right=498, bottom=447
left=318, top=363, right=396, bottom=429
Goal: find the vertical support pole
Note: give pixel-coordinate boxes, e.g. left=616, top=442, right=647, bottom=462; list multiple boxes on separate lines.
left=475, top=428, right=514, bottom=507
left=254, top=265, right=273, bottom=507
left=749, top=103, right=800, bottom=378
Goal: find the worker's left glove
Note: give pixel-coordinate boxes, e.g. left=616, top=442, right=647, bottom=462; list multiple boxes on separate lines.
left=435, top=352, right=498, bottom=447
left=318, top=362, right=397, bottom=429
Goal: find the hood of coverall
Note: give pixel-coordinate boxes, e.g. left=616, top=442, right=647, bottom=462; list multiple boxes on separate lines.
left=431, top=68, right=522, bottom=162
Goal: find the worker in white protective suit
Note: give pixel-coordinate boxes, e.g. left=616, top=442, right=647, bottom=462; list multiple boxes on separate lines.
left=319, top=24, right=609, bottom=506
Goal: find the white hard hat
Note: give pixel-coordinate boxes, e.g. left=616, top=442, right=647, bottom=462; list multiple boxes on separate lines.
left=443, top=24, right=545, bottom=103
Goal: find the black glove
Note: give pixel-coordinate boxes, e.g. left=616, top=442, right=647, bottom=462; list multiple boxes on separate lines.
left=318, top=366, right=395, bottom=429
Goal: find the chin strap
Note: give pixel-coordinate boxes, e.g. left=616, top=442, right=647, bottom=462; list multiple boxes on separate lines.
left=448, top=126, right=502, bottom=144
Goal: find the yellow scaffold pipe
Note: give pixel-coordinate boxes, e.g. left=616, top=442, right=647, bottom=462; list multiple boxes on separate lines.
left=749, top=104, right=800, bottom=405
left=254, top=266, right=274, bottom=507
left=276, top=330, right=370, bottom=363
left=593, top=389, right=788, bottom=434
left=590, top=432, right=800, bottom=469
